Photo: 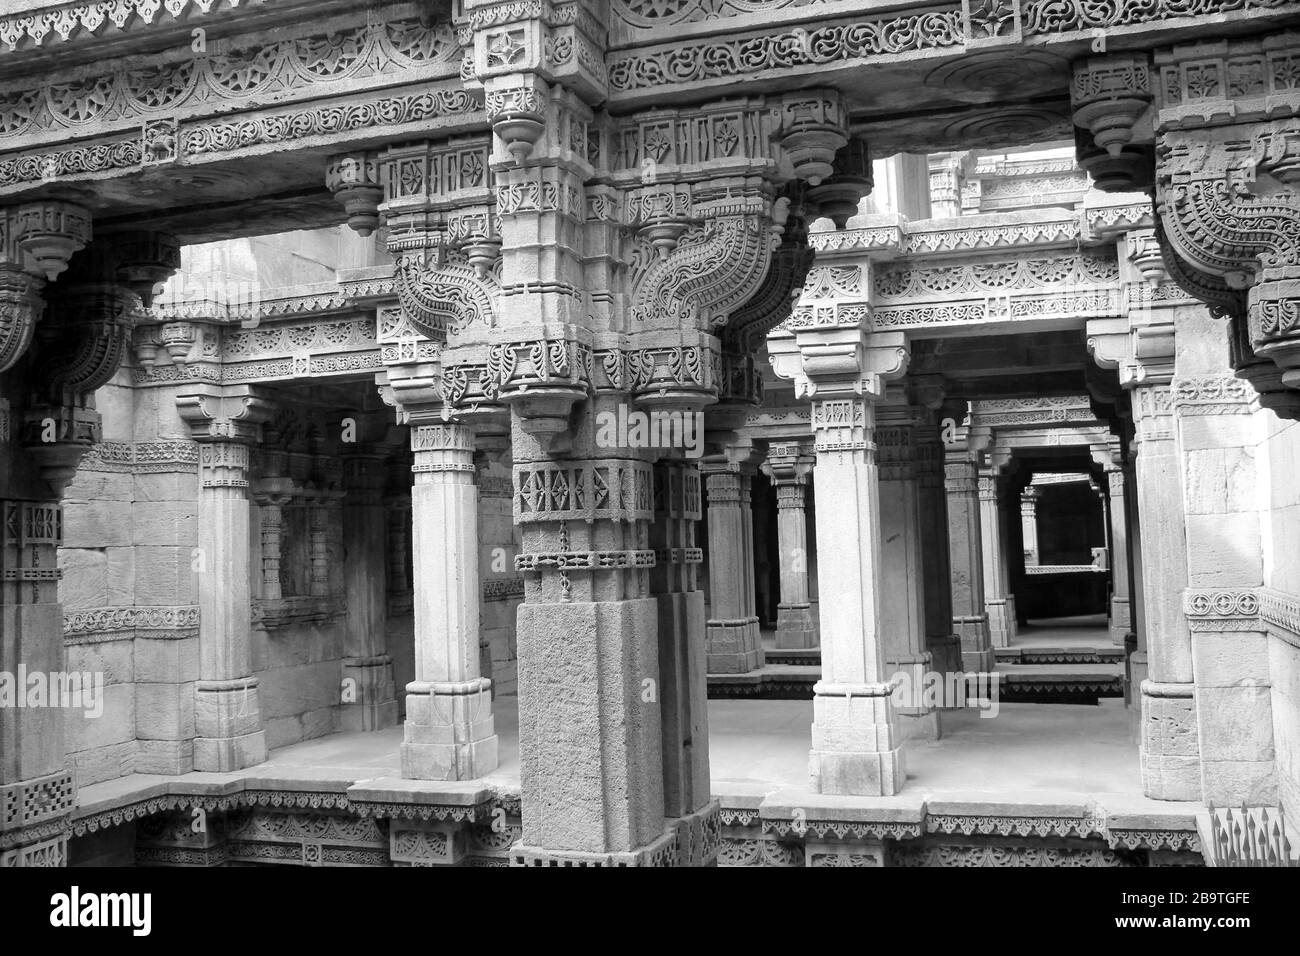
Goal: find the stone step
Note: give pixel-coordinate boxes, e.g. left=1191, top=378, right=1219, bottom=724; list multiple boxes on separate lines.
left=995, top=646, right=1125, bottom=665
left=707, top=662, right=1126, bottom=702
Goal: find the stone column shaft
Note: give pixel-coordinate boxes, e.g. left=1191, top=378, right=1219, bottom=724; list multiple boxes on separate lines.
left=917, top=424, right=958, bottom=676
left=704, top=466, right=763, bottom=673
left=400, top=423, right=497, bottom=780
left=193, top=441, right=266, bottom=771
left=878, top=410, right=938, bottom=739
left=1106, top=465, right=1132, bottom=646
left=652, top=460, right=710, bottom=820
left=807, top=395, right=903, bottom=795
left=1132, top=383, right=1199, bottom=800
left=1020, top=489, right=1039, bottom=567
left=763, top=443, right=816, bottom=650
left=945, top=452, right=992, bottom=672
left=978, top=470, right=1015, bottom=648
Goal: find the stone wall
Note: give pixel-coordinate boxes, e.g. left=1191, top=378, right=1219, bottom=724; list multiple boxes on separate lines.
left=60, top=376, right=201, bottom=785
left=1260, top=412, right=1300, bottom=824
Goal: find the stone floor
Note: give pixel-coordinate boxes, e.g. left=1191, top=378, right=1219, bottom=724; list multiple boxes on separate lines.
left=1012, top=613, right=1112, bottom=649
left=78, top=693, right=1186, bottom=822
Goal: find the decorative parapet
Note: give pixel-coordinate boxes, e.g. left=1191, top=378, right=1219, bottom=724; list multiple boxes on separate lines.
left=717, top=796, right=1201, bottom=866
left=781, top=240, right=1122, bottom=336
left=1024, top=564, right=1106, bottom=575
left=0, top=0, right=267, bottom=51
left=0, top=769, right=75, bottom=853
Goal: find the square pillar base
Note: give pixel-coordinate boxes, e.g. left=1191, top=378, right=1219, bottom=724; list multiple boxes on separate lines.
left=193, top=679, right=266, bottom=771
left=340, top=656, right=399, bottom=732
left=512, top=822, right=683, bottom=867
left=1110, top=598, right=1132, bottom=646
left=897, top=710, right=941, bottom=741
left=809, top=685, right=905, bottom=796
left=775, top=604, right=817, bottom=649
left=401, top=679, right=499, bottom=781
left=707, top=618, right=764, bottom=674
left=1140, top=681, right=1201, bottom=801
left=194, top=732, right=266, bottom=772
left=953, top=614, right=993, bottom=673
left=986, top=600, right=1014, bottom=648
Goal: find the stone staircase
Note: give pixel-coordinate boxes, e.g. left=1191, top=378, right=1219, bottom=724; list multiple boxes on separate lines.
left=707, top=618, right=1127, bottom=703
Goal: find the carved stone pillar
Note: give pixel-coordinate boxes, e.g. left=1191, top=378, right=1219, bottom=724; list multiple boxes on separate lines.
left=927, top=151, right=970, bottom=219
left=1130, top=351, right=1200, bottom=801
left=917, top=415, right=958, bottom=678
left=1093, top=441, right=1132, bottom=646
left=878, top=393, right=938, bottom=739
left=341, top=453, right=398, bottom=733
left=703, top=452, right=764, bottom=674
left=1126, top=447, right=1148, bottom=700
left=1089, top=251, right=1203, bottom=798
left=1020, top=488, right=1040, bottom=567
left=251, top=486, right=292, bottom=603
left=978, top=468, right=1015, bottom=649
left=401, top=422, right=497, bottom=780
left=651, top=459, right=710, bottom=821
left=770, top=326, right=910, bottom=796
left=761, top=441, right=816, bottom=650
left=421, top=10, right=852, bottom=862
left=944, top=424, right=993, bottom=673
left=177, top=385, right=272, bottom=772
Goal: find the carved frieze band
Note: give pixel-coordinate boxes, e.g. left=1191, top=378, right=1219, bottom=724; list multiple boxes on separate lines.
left=77, top=440, right=199, bottom=473
left=64, top=605, right=200, bottom=642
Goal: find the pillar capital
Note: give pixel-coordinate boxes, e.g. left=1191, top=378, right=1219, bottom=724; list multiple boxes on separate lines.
left=176, top=384, right=274, bottom=445
left=700, top=439, right=761, bottom=478
left=761, top=440, right=814, bottom=485
left=769, top=326, right=909, bottom=402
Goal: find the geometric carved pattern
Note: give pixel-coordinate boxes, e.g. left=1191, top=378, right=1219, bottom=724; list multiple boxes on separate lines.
left=514, top=461, right=655, bottom=524
left=0, top=770, right=76, bottom=834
